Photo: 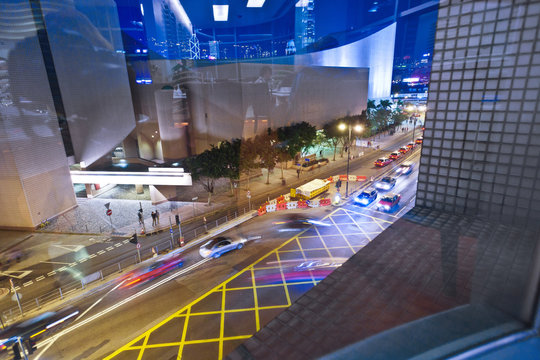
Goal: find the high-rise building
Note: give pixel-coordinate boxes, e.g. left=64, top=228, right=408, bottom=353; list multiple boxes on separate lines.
left=189, top=32, right=200, bottom=59
left=295, top=0, right=316, bottom=50
left=209, top=40, right=220, bottom=59
left=161, top=2, right=178, bottom=58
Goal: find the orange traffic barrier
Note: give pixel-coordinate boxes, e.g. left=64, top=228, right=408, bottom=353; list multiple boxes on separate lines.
left=320, top=198, right=331, bottom=206
left=276, top=202, right=287, bottom=211
left=258, top=205, right=267, bottom=216
left=297, top=200, right=308, bottom=208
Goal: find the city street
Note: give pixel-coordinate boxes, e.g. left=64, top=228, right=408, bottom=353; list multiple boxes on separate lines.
left=30, top=146, right=421, bottom=359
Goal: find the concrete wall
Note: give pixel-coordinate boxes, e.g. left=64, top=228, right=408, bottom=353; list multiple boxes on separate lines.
left=294, top=22, right=396, bottom=100
left=0, top=1, right=77, bottom=228
left=42, top=0, right=136, bottom=166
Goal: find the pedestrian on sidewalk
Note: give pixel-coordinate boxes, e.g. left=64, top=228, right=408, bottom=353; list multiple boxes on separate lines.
left=319, top=149, right=323, bottom=157
left=155, top=209, right=160, bottom=224
left=138, top=211, right=143, bottom=224
left=296, top=168, right=300, bottom=178
left=151, top=211, right=156, bottom=226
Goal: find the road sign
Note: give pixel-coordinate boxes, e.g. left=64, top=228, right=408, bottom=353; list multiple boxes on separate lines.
left=106, top=209, right=112, bottom=216
left=169, top=228, right=173, bottom=234
left=136, top=243, right=141, bottom=249
left=247, top=190, right=251, bottom=198
left=104, top=202, right=110, bottom=210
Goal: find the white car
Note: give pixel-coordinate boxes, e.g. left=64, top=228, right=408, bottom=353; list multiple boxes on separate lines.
left=396, top=163, right=414, bottom=175
left=199, top=236, right=247, bottom=258
left=375, top=176, right=396, bottom=191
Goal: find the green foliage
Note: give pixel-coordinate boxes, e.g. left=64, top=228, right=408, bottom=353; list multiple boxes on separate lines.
left=323, top=119, right=341, bottom=161
left=255, top=129, right=280, bottom=184
left=218, top=139, right=241, bottom=182
left=184, top=145, right=228, bottom=204
left=391, top=108, right=409, bottom=128
left=277, top=121, right=317, bottom=160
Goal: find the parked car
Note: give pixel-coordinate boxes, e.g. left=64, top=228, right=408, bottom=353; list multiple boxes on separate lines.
left=199, top=236, right=247, bottom=258
left=374, top=158, right=392, bottom=167
left=389, top=152, right=401, bottom=160
left=399, top=146, right=409, bottom=154
left=415, top=137, right=423, bottom=144
left=377, top=193, right=401, bottom=212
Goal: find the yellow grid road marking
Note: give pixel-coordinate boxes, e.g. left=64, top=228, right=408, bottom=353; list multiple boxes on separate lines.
left=325, top=215, right=356, bottom=254
left=278, top=246, right=357, bottom=253
left=219, top=285, right=226, bottom=359
left=178, top=305, right=291, bottom=317
left=313, top=226, right=335, bottom=259
left=338, top=208, right=374, bottom=243
left=250, top=267, right=260, bottom=331
left=275, top=250, right=292, bottom=306
left=136, top=332, right=150, bottom=359
left=177, top=307, right=190, bottom=359
left=105, top=207, right=354, bottom=360
left=224, top=281, right=319, bottom=292
left=128, top=335, right=254, bottom=349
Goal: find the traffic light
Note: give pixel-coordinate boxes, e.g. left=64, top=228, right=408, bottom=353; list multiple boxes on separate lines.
left=129, top=233, right=138, bottom=244
left=175, top=214, right=180, bottom=226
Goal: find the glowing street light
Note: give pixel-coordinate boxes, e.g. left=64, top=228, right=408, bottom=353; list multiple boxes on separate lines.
left=339, top=122, right=363, bottom=197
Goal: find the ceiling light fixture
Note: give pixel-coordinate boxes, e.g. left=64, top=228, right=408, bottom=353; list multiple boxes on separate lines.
left=247, top=0, right=265, bottom=7
left=213, top=4, right=229, bottom=21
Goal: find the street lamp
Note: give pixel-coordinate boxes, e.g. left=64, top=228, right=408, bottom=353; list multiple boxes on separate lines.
left=339, top=122, right=363, bottom=198
left=412, top=105, right=426, bottom=142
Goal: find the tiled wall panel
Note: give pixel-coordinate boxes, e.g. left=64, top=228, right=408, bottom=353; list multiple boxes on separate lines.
left=417, top=0, right=540, bottom=226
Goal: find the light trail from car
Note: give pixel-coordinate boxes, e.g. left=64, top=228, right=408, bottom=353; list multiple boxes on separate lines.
left=34, top=258, right=211, bottom=359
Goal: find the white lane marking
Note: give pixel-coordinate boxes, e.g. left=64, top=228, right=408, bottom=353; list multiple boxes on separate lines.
left=122, top=239, right=129, bottom=244
left=37, top=258, right=211, bottom=354
left=75, top=280, right=126, bottom=322
left=69, top=263, right=77, bottom=267
left=0, top=270, right=33, bottom=279
left=47, top=271, right=56, bottom=277
left=114, top=243, right=122, bottom=247
left=52, top=244, right=85, bottom=252
left=40, top=261, right=71, bottom=265
left=58, top=267, right=67, bottom=272
left=89, top=254, right=97, bottom=258
left=79, top=258, right=88, bottom=263
left=23, top=281, right=33, bottom=287
left=14, top=286, right=20, bottom=291
left=35, top=276, right=45, bottom=282
left=106, top=247, right=114, bottom=251
left=97, top=250, right=106, bottom=255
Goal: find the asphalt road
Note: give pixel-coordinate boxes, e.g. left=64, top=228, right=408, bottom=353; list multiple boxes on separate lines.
left=30, top=146, right=422, bottom=360
left=0, top=132, right=422, bottom=359
left=0, top=130, right=420, bottom=320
